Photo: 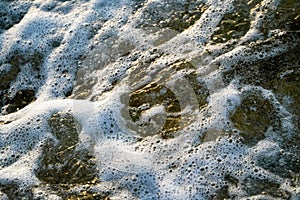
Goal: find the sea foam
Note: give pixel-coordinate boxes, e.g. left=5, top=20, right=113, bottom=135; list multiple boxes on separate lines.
left=0, top=0, right=299, bottom=199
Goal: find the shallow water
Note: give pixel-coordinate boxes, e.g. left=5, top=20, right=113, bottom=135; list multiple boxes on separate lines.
left=0, top=0, right=299, bottom=199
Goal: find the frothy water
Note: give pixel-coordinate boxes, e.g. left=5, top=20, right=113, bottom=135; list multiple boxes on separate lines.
left=0, top=0, right=299, bottom=199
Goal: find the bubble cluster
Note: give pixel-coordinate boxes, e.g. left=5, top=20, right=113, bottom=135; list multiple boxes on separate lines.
left=0, top=0, right=299, bottom=199
left=0, top=1, right=31, bottom=34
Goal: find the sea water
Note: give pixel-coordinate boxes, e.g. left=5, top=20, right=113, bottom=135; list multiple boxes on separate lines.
left=0, top=0, right=299, bottom=199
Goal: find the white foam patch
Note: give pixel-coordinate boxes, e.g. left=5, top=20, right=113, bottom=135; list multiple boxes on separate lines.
left=0, top=0, right=299, bottom=198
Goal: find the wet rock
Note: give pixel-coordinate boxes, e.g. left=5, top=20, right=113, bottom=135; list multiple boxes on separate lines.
left=256, top=145, right=300, bottom=180
left=67, top=193, right=110, bottom=200
left=268, top=0, right=300, bottom=31
left=223, top=31, right=300, bottom=85
left=127, top=60, right=209, bottom=138
left=0, top=63, right=19, bottom=91
left=0, top=184, right=33, bottom=199
left=0, top=1, right=31, bottom=33
left=200, top=129, right=226, bottom=143
left=4, top=90, right=36, bottom=114
left=135, top=0, right=207, bottom=32
left=211, top=1, right=250, bottom=44
left=264, top=59, right=300, bottom=131
left=230, top=92, right=277, bottom=146
left=36, top=112, right=98, bottom=185
left=211, top=185, right=230, bottom=200
left=71, top=36, right=135, bottom=100
left=0, top=51, right=44, bottom=114
left=241, top=178, right=291, bottom=198
left=224, top=39, right=300, bottom=131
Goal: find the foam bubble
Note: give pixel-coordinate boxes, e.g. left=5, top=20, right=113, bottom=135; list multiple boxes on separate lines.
left=0, top=0, right=299, bottom=198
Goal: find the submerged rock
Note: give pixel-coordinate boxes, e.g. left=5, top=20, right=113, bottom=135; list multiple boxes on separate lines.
left=35, top=112, right=99, bottom=197
left=230, top=92, right=277, bottom=146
